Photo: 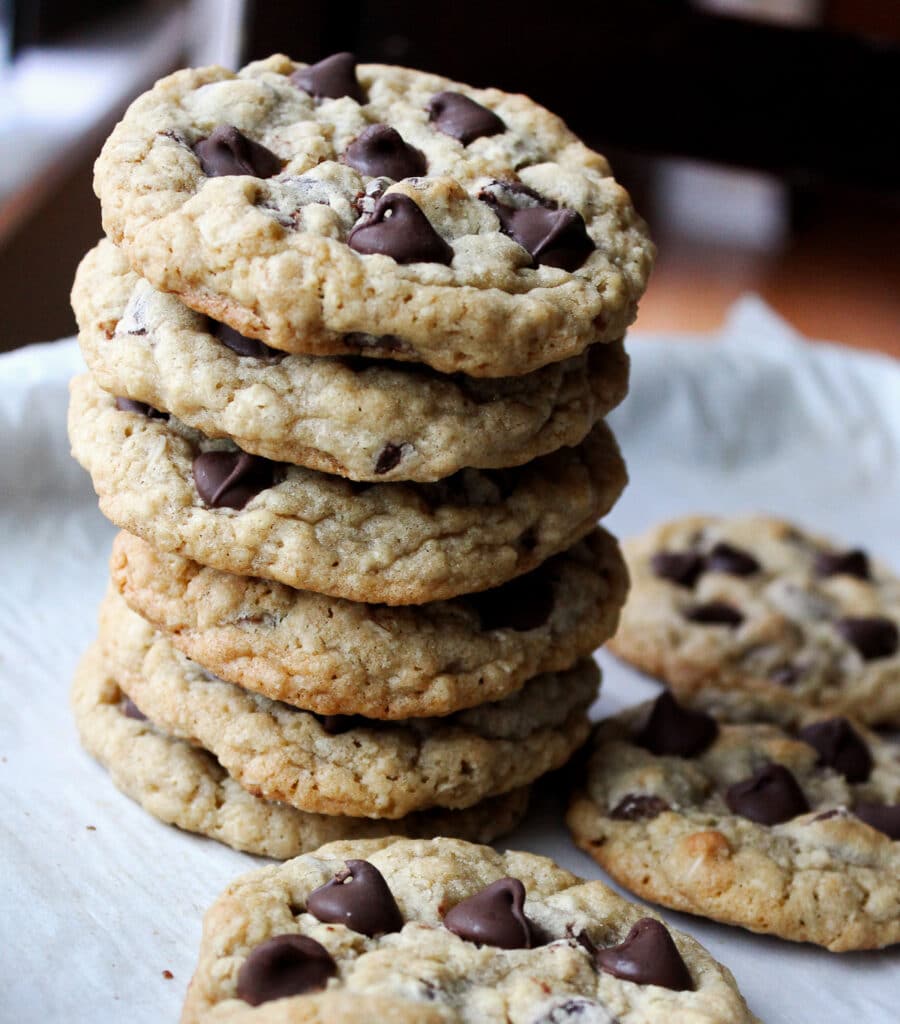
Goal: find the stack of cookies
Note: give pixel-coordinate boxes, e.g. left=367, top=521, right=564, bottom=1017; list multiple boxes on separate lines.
left=68, top=53, right=653, bottom=858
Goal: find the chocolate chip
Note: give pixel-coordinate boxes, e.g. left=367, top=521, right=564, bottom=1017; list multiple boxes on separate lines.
left=290, top=52, right=365, bottom=102
left=585, top=918, right=692, bottom=991
left=634, top=692, right=718, bottom=758
left=443, top=877, right=533, bottom=949
left=706, top=542, right=760, bottom=576
left=115, top=396, right=166, bottom=419
left=427, top=91, right=505, bottom=144
left=466, top=572, right=554, bottom=632
left=193, top=126, right=281, bottom=178
left=488, top=203, right=594, bottom=272
left=529, top=998, right=617, bottom=1023
left=684, top=602, right=744, bottom=627
left=121, top=698, right=147, bottom=721
left=814, top=548, right=870, bottom=580
left=835, top=617, right=898, bottom=660
left=192, top=451, right=279, bottom=510
left=479, top=179, right=555, bottom=209
left=374, top=443, right=404, bottom=475
left=770, top=664, right=800, bottom=686
left=725, top=763, right=810, bottom=825
left=811, top=808, right=844, bottom=823
left=610, top=794, right=670, bottom=821
left=344, top=124, right=426, bottom=180
left=209, top=319, right=283, bottom=359
left=307, top=860, right=403, bottom=937
left=236, top=934, right=336, bottom=1006
left=852, top=801, right=900, bottom=839
left=798, top=717, right=873, bottom=783
left=650, top=551, right=704, bottom=588
left=348, top=193, right=453, bottom=265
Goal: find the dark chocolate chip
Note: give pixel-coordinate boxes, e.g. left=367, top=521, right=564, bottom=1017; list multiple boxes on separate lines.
left=236, top=934, right=336, bottom=1006
left=650, top=551, right=705, bottom=588
left=374, top=443, right=404, bottom=475
left=725, top=763, right=810, bottom=825
left=121, top=698, right=147, bottom=721
left=478, top=179, right=556, bottom=209
left=290, top=52, right=365, bottom=102
left=610, top=794, right=670, bottom=821
left=192, top=451, right=279, bottom=510
left=529, top=997, right=616, bottom=1022
left=114, top=396, right=166, bottom=419
left=684, top=601, right=744, bottom=627
left=443, top=877, right=533, bottom=949
left=209, top=319, right=283, bottom=360
left=586, top=918, right=692, bottom=991
left=852, top=801, right=900, bottom=839
left=634, top=692, right=718, bottom=758
left=770, top=664, right=800, bottom=687
left=427, top=91, right=505, bottom=144
left=488, top=203, right=594, bottom=272
left=706, top=542, right=760, bottom=577
left=193, top=125, right=281, bottom=178
left=798, top=717, right=873, bottom=783
left=835, top=617, right=898, bottom=660
left=307, top=860, right=403, bottom=937
left=814, top=548, right=870, bottom=580
left=466, top=571, right=554, bottom=632
left=344, top=124, right=426, bottom=180
left=347, top=193, right=453, bottom=265
left=811, top=808, right=844, bottom=823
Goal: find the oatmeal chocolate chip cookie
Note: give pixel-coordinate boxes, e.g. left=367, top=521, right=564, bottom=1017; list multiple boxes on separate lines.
left=75, top=240, right=629, bottom=481
left=180, top=835, right=757, bottom=1024
left=93, top=54, right=654, bottom=377
left=69, top=373, right=626, bottom=603
left=99, top=588, right=597, bottom=819
left=71, top=643, right=528, bottom=858
left=567, top=691, right=900, bottom=951
left=110, top=527, right=627, bottom=719
left=608, top=515, right=900, bottom=726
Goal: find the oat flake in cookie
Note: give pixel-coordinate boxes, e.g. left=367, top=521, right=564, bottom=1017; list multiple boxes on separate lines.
left=180, top=837, right=758, bottom=1023
left=71, top=643, right=529, bottom=858
left=93, top=54, right=654, bottom=376
left=608, top=515, right=900, bottom=726
left=567, top=690, right=900, bottom=951
left=68, top=373, right=626, bottom=604
left=74, top=240, right=629, bottom=482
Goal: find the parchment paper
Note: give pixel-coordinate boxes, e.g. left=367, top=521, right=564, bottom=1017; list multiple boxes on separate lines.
left=2, top=296, right=897, bottom=1022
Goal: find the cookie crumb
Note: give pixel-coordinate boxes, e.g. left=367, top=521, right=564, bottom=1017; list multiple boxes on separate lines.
left=162, top=970, right=174, bottom=980
left=86, top=825, right=96, bottom=831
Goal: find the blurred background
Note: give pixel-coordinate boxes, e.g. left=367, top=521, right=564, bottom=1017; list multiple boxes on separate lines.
left=0, top=0, right=897, bottom=354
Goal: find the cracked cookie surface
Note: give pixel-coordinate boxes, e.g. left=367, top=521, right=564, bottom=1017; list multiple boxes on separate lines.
left=94, top=55, right=653, bottom=377
left=181, top=836, right=757, bottom=1024
left=69, top=373, right=625, bottom=603
left=72, top=642, right=528, bottom=858
left=100, top=589, right=597, bottom=818
left=75, top=240, right=629, bottom=481
left=110, top=528, right=626, bottom=719
left=608, top=515, right=900, bottom=725
left=567, top=692, right=900, bottom=951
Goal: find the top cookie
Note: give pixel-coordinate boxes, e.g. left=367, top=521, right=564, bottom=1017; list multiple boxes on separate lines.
left=94, top=53, right=654, bottom=376
left=608, top=515, right=900, bottom=726
left=181, top=836, right=758, bottom=1024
